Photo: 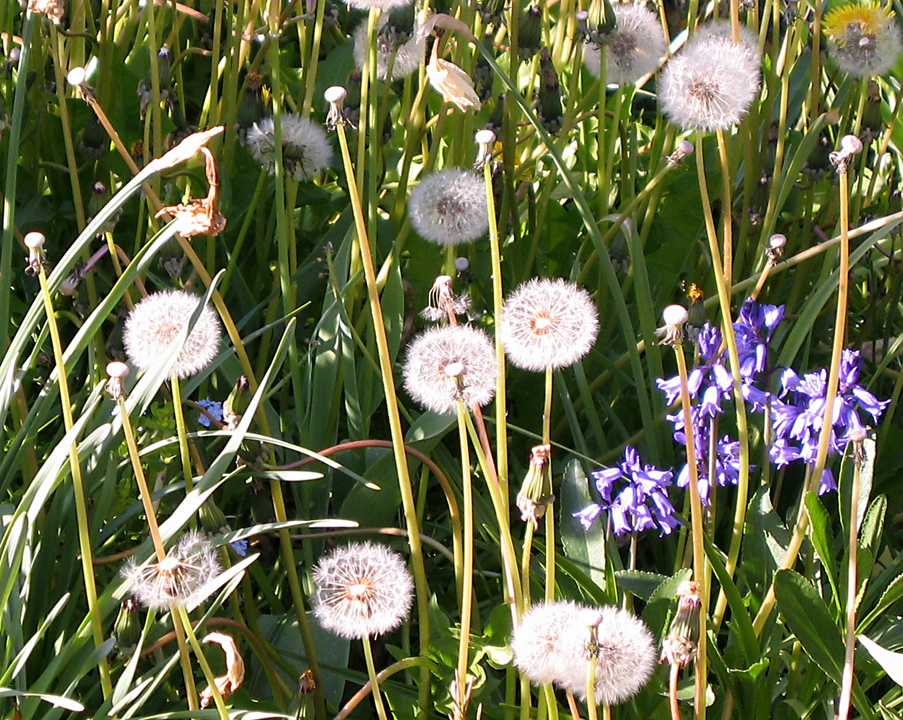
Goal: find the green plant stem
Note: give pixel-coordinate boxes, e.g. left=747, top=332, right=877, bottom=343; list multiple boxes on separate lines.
left=362, top=635, right=389, bottom=720
left=170, top=374, right=194, bottom=495
left=753, top=160, right=853, bottom=637
left=455, top=401, right=475, bottom=717
left=334, top=111, right=432, bottom=715
left=170, top=604, right=200, bottom=711
left=672, top=341, right=706, bottom=720
left=334, top=657, right=438, bottom=720
left=177, top=606, right=230, bottom=719
left=543, top=368, right=555, bottom=601
left=585, top=648, right=598, bottom=720
left=837, top=444, right=862, bottom=720
left=36, top=267, right=112, bottom=699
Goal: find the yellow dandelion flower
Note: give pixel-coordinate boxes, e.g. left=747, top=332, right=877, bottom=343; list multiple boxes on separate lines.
left=823, top=2, right=902, bottom=77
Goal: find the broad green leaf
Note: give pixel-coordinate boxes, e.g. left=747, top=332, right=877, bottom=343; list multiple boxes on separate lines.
left=559, top=459, right=609, bottom=593
left=859, top=634, right=903, bottom=685
left=805, top=492, right=840, bottom=607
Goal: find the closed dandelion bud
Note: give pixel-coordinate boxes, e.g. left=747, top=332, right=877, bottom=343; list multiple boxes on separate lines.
left=223, top=375, right=251, bottom=430
left=122, top=290, right=221, bottom=379
left=862, top=81, right=883, bottom=138
left=384, top=3, right=416, bottom=44
left=237, top=72, right=268, bottom=133
left=499, top=278, right=599, bottom=371
left=403, top=325, right=498, bottom=414
left=660, top=21, right=761, bottom=131
left=122, top=530, right=223, bottom=611
left=803, top=129, right=834, bottom=179
left=78, top=115, right=107, bottom=159
left=823, top=1, right=903, bottom=78
left=537, top=50, right=563, bottom=134
left=487, top=92, right=507, bottom=132
left=516, top=444, right=553, bottom=529
left=660, top=580, right=701, bottom=667
left=408, top=168, right=489, bottom=245
left=113, top=598, right=142, bottom=654
left=247, top=114, right=333, bottom=182
left=478, top=0, right=505, bottom=25
left=199, top=497, right=229, bottom=535
left=583, top=4, right=667, bottom=86
left=585, top=0, right=618, bottom=44
left=312, top=542, right=414, bottom=639
left=519, top=5, right=544, bottom=61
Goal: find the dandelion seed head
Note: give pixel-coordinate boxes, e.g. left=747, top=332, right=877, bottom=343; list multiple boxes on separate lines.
left=122, top=290, right=221, bottom=379
left=403, top=325, right=498, bottom=414
left=408, top=168, right=489, bottom=246
left=246, top=114, right=332, bottom=182
left=824, top=1, right=903, bottom=77
left=583, top=4, right=667, bottom=86
left=344, top=0, right=412, bottom=13
left=499, top=278, right=599, bottom=371
left=122, top=530, right=222, bottom=610
left=312, top=542, right=414, bottom=639
left=583, top=605, right=658, bottom=705
left=659, top=21, right=761, bottom=131
left=353, top=21, right=425, bottom=81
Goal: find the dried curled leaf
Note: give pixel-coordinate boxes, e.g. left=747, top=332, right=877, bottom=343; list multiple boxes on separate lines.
left=426, top=57, right=481, bottom=112
left=155, top=147, right=226, bottom=236
left=148, top=126, right=224, bottom=172
left=200, top=632, right=245, bottom=708
left=28, top=0, right=65, bottom=23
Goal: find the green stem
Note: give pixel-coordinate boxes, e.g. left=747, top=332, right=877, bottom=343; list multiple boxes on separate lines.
left=543, top=368, right=555, bottom=602
left=171, top=374, right=194, bottom=495
left=36, top=266, right=112, bottom=698
left=170, top=603, right=200, bottom=711
left=177, top=606, right=230, bottom=720
left=455, top=401, right=474, bottom=718
left=837, top=442, right=862, bottom=720
left=362, top=635, right=389, bottom=720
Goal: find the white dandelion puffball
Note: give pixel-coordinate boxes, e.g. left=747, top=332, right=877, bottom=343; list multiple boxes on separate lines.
left=511, top=601, right=657, bottom=705
left=344, top=0, right=412, bottom=12
left=403, top=324, right=498, bottom=414
left=122, top=531, right=222, bottom=611
left=312, top=542, right=414, bottom=639
left=408, top=168, right=489, bottom=246
left=659, top=21, right=761, bottom=131
left=123, top=290, right=221, bottom=379
left=353, top=21, right=425, bottom=81
left=583, top=4, right=667, bottom=86
left=499, top=278, right=599, bottom=371
left=246, top=114, right=333, bottom=182
left=823, top=1, right=903, bottom=78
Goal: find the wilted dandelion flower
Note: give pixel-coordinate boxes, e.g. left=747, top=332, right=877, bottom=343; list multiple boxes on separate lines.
left=823, top=1, right=903, bottom=77
left=511, top=601, right=656, bottom=705
left=408, top=168, right=489, bottom=245
left=123, top=290, right=221, bottom=379
left=122, top=530, right=222, bottom=611
left=659, top=21, right=761, bottom=131
left=403, top=324, right=498, bottom=414
left=583, top=4, right=667, bottom=86
left=499, top=278, right=599, bottom=371
left=353, top=20, right=425, bottom=80
left=246, top=114, right=332, bottom=182
left=312, top=542, right=414, bottom=639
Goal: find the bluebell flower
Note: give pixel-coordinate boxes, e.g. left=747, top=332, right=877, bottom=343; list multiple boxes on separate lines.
left=674, top=432, right=750, bottom=505
left=575, top=447, right=680, bottom=536
left=734, top=300, right=783, bottom=380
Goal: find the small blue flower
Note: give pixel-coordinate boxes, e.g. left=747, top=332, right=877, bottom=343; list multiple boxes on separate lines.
left=197, top=399, right=224, bottom=428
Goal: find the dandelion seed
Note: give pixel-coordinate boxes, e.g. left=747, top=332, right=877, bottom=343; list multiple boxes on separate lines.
left=659, top=21, right=761, bottom=131
left=312, top=542, right=414, bottom=639
left=122, top=530, right=222, bottom=611
left=824, top=1, right=903, bottom=77
left=353, top=20, right=425, bottom=81
left=408, top=168, right=489, bottom=245
left=511, top=601, right=656, bottom=704
left=499, top=278, right=599, bottom=371
left=122, top=289, right=221, bottom=379
left=403, top=324, right=498, bottom=414
left=421, top=275, right=471, bottom=322
left=583, top=4, right=667, bottom=86
left=246, top=114, right=333, bottom=182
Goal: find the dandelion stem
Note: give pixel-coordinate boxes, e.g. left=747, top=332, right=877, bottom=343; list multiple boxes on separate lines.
left=177, top=606, right=230, bottom=720
left=170, top=374, right=195, bottom=496
left=35, top=264, right=112, bottom=699
left=543, top=368, right=556, bottom=602
left=361, top=635, right=390, bottom=720
left=170, top=604, right=200, bottom=711
left=838, top=438, right=864, bottom=720
left=456, top=400, right=475, bottom=715
left=585, top=649, right=598, bottom=720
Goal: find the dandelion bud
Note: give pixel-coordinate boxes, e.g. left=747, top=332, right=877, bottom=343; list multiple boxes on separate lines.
left=519, top=5, right=544, bottom=61
left=408, top=168, right=489, bottom=246
left=105, top=361, right=130, bottom=400
left=223, top=375, right=251, bottom=430
left=516, top=444, right=553, bottom=529
left=198, top=497, right=229, bottom=535
left=499, top=278, right=599, bottom=371
left=122, top=530, right=223, bottom=610
left=537, top=49, right=563, bottom=134
left=113, top=598, right=142, bottom=654
left=403, top=325, right=497, bottom=414
left=24, top=231, right=46, bottom=276
left=122, top=290, right=221, bottom=379
left=660, top=580, right=701, bottom=667
left=312, top=542, right=414, bottom=639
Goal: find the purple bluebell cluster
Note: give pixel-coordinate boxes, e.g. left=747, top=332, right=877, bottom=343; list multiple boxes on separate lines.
left=578, top=299, right=890, bottom=537
left=574, top=446, right=680, bottom=536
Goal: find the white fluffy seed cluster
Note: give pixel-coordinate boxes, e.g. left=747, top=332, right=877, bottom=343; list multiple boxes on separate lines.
left=403, top=324, right=498, bottom=414
left=246, top=114, right=333, bottom=182
left=344, top=0, right=412, bottom=12
left=408, top=168, right=489, bottom=246
left=312, top=542, right=414, bottom=639
left=499, top=278, right=599, bottom=371
left=583, top=4, right=667, bottom=86
left=122, top=530, right=222, bottom=611
left=123, top=290, right=221, bottom=379
left=659, top=21, right=761, bottom=131
left=824, top=3, right=903, bottom=78
left=353, top=21, right=425, bottom=81
left=511, top=601, right=657, bottom=705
